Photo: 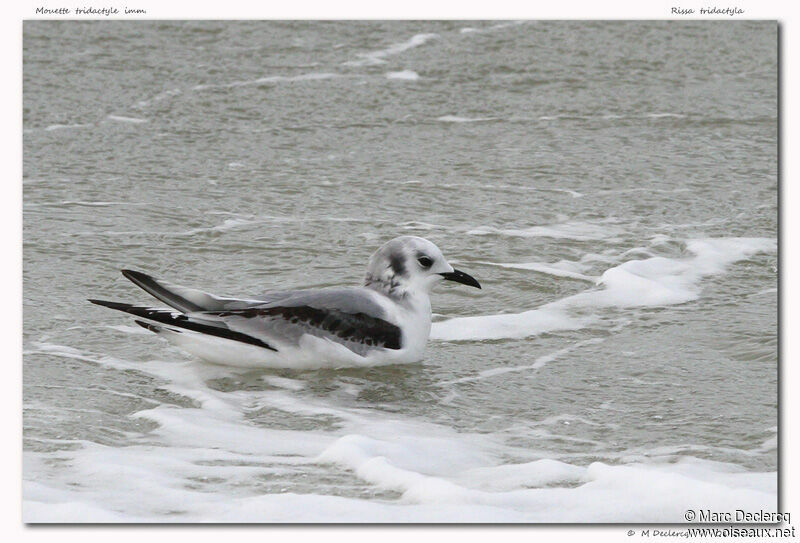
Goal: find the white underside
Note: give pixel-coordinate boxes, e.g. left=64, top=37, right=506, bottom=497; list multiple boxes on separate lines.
left=153, top=326, right=424, bottom=370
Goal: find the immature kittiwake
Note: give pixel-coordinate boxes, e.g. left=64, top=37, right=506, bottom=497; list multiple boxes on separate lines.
left=89, top=236, right=481, bottom=369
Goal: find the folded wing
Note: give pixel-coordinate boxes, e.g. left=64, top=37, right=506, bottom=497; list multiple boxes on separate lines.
left=92, top=270, right=402, bottom=356
left=213, top=303, right=402, bottom=354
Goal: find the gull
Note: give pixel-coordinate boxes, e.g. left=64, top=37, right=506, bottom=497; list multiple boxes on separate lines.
left=89, top=236, right=481, bottom=369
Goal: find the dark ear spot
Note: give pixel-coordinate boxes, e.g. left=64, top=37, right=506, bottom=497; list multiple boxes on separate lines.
left=389, top=252, right=407, bottom=277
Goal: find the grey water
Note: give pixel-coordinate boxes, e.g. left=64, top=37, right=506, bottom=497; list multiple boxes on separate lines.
left=23, top=21, right=777, bottom=521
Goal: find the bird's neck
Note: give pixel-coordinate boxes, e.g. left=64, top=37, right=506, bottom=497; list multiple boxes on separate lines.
left=363, top=275, right=431, bottom=356
left=363, top=274, right=431, bottom=310
left=364, top=272, right=409, bottom=299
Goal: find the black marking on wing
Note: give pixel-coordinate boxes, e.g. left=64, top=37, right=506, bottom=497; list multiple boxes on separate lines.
left=121, top=269, right=205, bottom=313
left=88, top=299, right=278, bottom=351
left=215, top=306, right=403, bottom=350
left=388, top=252, right=407, bottom=278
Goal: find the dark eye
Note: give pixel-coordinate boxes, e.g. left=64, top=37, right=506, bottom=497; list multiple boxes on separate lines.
left=417, top=256, right=433, bottom=268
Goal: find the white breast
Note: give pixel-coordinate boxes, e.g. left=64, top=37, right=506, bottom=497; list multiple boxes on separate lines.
left=388, top=292, right=432, bottom=362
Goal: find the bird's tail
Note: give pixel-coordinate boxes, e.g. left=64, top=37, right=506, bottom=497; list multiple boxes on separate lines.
left=120, top=269, right=210, bottom=313
left=87, top=299, right=277, bottom=351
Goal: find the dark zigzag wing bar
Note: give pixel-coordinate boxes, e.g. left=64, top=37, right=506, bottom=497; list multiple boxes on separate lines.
left=214, top=306, right=403, bottom=350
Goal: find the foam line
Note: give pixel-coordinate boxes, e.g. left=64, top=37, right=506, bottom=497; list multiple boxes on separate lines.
left=432, top=237, right=775, bottom=341
left=344, top=33, right=438, bottom=66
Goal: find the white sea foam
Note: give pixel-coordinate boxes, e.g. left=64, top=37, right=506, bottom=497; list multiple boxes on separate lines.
left=466, top=220, right=624, bottom=241
left=107, top=115, right=147, bottom=124
left=431, top=306, right=587, bottom=341
left=26, top=232, right=776, bottom=519
left=754, top=287, right=778, bottom=296
left=756, top=435, right=777, bottom=453
left=645, top=112, right=687, bottom=119
left=193, top=72, right=340, bottom=91
left=24, top=340, right=776, bottom=522
left=386, top=70, right=420, bottom=80
left=344, top=33, right=439, bottom=67
left=26, top=452, right=773, bottom=523
left=489, top=21, right=527, bottom=31
left=545, top=188, right=583, bottom=198
left=400, top=220, right=449, bottom=230
left=458, top=21, right=527, bottom=36
left=436, top=115, right=496, bottom=123
left=44, top=123, right=91, bottom=131
left=502, top=112, right=689, bottom=124
left=433, top=237, right=775, bottom=341
left=495, top=184, right=583, bottom=198
left=175, top=217, right=262, bottom=236
left=69, top=214, right=370, bottom=239
left=569, top=237, right=776, bottom=308
left=60, top=200, right=144, bottom=207
left=263, top=376, right=306, bottom=391
left=316, top=438, right=774, bottom=523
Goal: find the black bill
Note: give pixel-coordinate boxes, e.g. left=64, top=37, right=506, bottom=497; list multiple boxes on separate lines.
left=439, top=269, right=482, bottom=289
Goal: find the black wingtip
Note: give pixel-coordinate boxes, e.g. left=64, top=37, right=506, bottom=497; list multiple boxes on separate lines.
left=91, top=298, right=279, bottom=352
left=119, top=268, right=205, bottom=313
left=121, top=269, right=151, bottom=283
left=88, top=299, right=133, bottom=310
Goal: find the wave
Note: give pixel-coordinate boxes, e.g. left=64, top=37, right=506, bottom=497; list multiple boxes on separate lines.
left=344, top=33, right=438, bottom=67
left=386, top=70, right=420, bottom=80
left=24, top=329, right=776, bottom=522
left=44, top=123, right=91, bottom=132
left=318, top=439, right=774, bottom=522
left=530, top=187, right=584, bottom=198
left=431, top=306, right=586, bottom=342
left=67, top=214, right=371, bottom=238
left=466, top=220, right=624, bottom=241
left=133, top=73, right=339, bottom=109
left=459, top=21, right=527, bottom=35
left=432, top=237, right=775, bottom=341
left=107, top=115, right=147, bottom=124
left=25, top=451, right=774, bottom=523
left=436, top=115, right=496, bottom=123
left=193, top=72, right=340, bottom=91
left=59, top=200, right=145, bottom=207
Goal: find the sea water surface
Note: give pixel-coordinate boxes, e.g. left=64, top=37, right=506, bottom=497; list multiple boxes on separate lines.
left=23, top=21, right=777, bottom=522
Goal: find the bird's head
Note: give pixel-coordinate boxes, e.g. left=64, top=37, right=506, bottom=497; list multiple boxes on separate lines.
left=363, top=236, right=481, bottom=297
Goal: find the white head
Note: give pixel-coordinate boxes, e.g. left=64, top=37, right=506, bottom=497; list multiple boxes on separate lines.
left=363, top=236, right=481, bottom=298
